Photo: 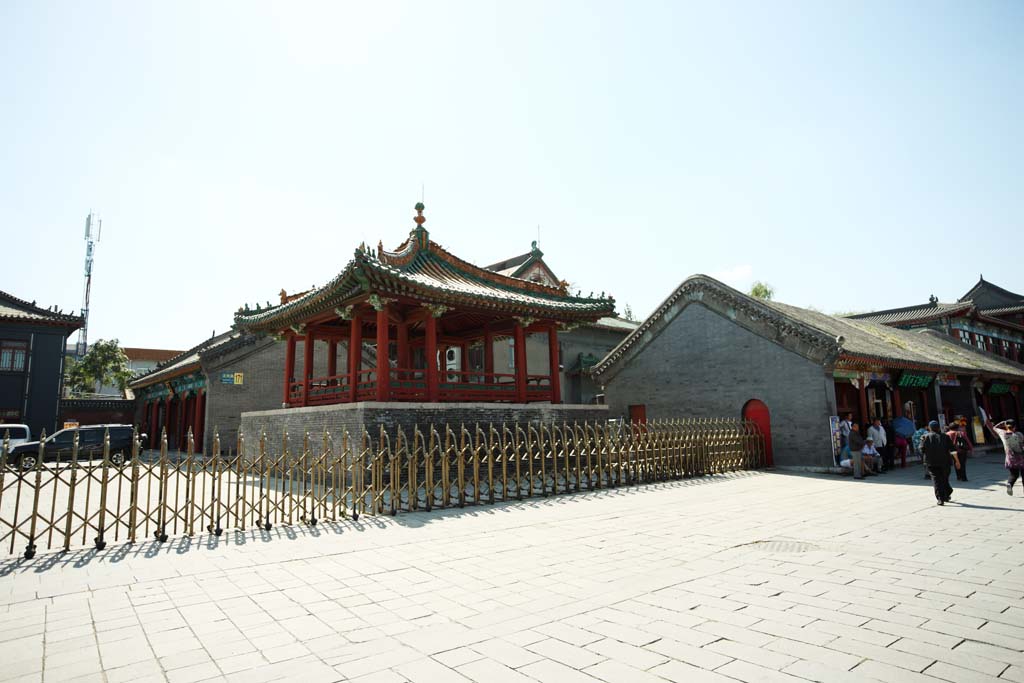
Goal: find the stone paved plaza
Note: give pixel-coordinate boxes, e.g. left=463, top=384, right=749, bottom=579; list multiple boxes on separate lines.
left=1, top=451, right=1022, bottom=683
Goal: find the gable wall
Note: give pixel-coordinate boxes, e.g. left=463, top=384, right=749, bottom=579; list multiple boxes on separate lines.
left=604, top=303, right=837, bottom=469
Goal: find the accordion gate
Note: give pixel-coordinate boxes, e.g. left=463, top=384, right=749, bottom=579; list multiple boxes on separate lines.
left=0, top=419, right=766, bottom=559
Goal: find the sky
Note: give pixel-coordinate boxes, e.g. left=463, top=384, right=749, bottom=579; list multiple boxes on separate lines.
left=1, top=1, right=1022, bottom=350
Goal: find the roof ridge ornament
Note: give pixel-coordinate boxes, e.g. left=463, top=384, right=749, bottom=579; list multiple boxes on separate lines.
left=410, top=202, right=430, bottom=249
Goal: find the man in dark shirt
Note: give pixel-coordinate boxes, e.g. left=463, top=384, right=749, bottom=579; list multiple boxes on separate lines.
left=919, top=420, right=956, bottom=505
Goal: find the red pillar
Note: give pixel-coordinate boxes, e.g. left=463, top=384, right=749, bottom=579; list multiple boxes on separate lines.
left=983, top=391, right=993, bottom=420
left=921, top=389, right=930, bottom=422
left=177, top=396, right=186, bottom=450
left=163, top=395, right=172, bottom=446
left=514, top=321, right=527, bottom=403
left=459, top=344, right=469, bottom=382
left=548, top=325, right=561, bottom=404
left=893, top=387, right=903, bottom=418
left=858, top=378, right=868, bottom=426
left=349, top=314, right=362, bottom=402
left=149, top=401, right=158, bottom=448
left=397, top=322, right=409, bottom=379
left=283, top=334, right=297, bottom=406
left=376, top=305, right=390, bottom=401
left=484, top=327, right=494, bottom=379
left=193, top=390, right=204, bottom=454
left=425, top=313, right=439, bottom=402
left=302, top=333, right=314, bottom=407
left=327, top=339, right=337, bottom=378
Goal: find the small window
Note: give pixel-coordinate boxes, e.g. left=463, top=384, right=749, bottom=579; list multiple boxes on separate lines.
left=958, top=330, right=970, bottom=344
left=0, top=341, right=27, bottom=372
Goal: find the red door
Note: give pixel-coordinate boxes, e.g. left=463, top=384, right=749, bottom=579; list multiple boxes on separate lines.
left=742, top=399, right=773, bottom=467
left=628, top=404, right=647, bottom=424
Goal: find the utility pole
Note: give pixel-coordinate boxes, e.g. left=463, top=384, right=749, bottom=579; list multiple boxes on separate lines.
left=76, top=212, right=101, bottom=358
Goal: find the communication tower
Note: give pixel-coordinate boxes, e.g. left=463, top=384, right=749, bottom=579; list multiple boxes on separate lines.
left=76, top=212, right=101, bottom=357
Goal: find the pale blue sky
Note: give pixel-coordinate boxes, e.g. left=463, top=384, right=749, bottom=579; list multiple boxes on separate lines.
left=2, top=1, right=1021, bottom=350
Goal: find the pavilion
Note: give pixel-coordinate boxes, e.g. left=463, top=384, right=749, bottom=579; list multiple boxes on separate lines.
left=234, top=204, right=616, bottom=407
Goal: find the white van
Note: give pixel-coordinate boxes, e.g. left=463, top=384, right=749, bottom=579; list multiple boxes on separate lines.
left=0, top=424, right=32, bottom=451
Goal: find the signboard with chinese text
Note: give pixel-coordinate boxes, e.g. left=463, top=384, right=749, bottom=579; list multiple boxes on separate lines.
left=220, top=372, right=245, bottom=385
left=898, top=372, right=933, bottom=388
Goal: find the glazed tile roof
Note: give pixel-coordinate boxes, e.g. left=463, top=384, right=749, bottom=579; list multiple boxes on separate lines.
left=235, top=227, right=614, bottom=332
left=982, top=304, right=1024, bottom=317
left=0, top=290, right=83, bottom=330
left=130, top=331, right=241, bottom=389
left=593, top=275, right=1024, bottom=381
left=959, top=277, right=1024, bottom=309
left=844, top=301, right=973, bottom=325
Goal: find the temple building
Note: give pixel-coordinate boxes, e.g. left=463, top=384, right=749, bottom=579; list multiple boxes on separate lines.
left=234, top=204, right=616, bottom=408
left=593, top=275, right=1024, bottom=470
left=847, top=277, right=1024, bottom=363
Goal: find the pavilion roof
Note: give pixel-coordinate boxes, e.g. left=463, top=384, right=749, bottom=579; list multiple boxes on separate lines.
left=235, top=220, right=615, bottom=333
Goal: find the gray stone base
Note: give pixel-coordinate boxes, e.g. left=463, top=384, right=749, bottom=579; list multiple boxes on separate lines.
left=239, top=402, right=610, bottom=448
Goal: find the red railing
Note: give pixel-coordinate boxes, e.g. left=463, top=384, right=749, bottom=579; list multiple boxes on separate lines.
left=290, top=368, right=554, bottom=406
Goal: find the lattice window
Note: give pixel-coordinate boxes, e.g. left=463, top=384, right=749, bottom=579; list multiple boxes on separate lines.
left=0, top=341, right=28, bottom=372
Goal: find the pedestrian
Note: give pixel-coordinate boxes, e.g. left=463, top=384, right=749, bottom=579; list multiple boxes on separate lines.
left=919, top=420, right=957, bottom=505
left=862, top=437, right=882, bottom=475
left=868, top=418, right=888, bottom=472
left=946, top=422, right=973, bottom=482
left=986, top=418, right=1024, bottom=495
left=847, top=422, right=866, bottom=480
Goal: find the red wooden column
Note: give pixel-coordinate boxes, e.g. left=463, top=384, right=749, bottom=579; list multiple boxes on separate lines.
left=302, top=332, right=314, bottom=407
left=397, top=322, right=409, bottom=379
left=858, top=377, right=868, bottom=426
left=283, top=334, right=297, bottom=406
left=982, top=390, right=993, bottom=420
left=193, top=389, right=204, bottom=454
left=349, top=313, right=362, bottom=402
left=513, top=320, right=528, bottom=403
left=327, top=340, right=337, bottom=379
left=425, top=312, right=439, bottom=401
left=375, top=303, right=391, bottom=401
left=460, top=344, right=469, bottom=381
left=893, top=387, right=903, bottom=418
left=483, top=327, right=494, bottom=379
left=163, top=395, right=172, bottom=445
left=149, top=401, right=158, bottom=448
left=548, top=325, right=561, bottom=404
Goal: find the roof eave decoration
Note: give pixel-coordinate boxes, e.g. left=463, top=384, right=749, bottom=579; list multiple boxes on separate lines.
left=591, top=275, right=840, bottom=384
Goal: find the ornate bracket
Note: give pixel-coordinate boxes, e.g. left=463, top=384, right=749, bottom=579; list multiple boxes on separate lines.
left=423, top=303, right=450, bottom=318
left=515, top=316, right=537, bottom=328
left=335, top=305, right=355, bottom=320
left=369, top=294, right=396, bottom=312
left=558, top=322, right=581, bottom=333
left=290, top=323, right=306, bottom=334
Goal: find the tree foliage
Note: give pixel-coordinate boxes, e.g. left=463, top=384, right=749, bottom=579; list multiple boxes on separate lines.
left=622, top=303, right=637, bottom=322
left=749, top=281, right=775, bottom=301
left=67, top=339, right=133, bottom=395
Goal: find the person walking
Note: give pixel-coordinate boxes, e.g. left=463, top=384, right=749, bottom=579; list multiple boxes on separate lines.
left=919, top=420, right=957, bottom=505
left=868, top=418, right=888, bottom=472
left=847, top=422, right=866, bottom=480
left=987, top=418, right=1024, bottom=495
left=946, top=422, right=973, bottom=482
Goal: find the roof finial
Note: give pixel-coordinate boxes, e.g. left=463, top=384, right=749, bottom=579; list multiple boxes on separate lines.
left=929, top=294, right=938, bottom=305
left=414, top=202, right=426, bottom=226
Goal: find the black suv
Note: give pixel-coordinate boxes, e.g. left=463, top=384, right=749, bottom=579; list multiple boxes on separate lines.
left=5, top=425, right=144, bottom=471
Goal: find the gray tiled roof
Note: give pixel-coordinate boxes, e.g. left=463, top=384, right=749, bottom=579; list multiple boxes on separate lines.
left=0, top=291, right=83, bottom=329
left=845, top=301, right=973, bottom=325
left=766, top=300, right=1024, bottom=377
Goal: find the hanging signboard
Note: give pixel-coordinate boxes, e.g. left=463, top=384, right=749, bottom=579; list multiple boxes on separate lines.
left=833, top=369, right=860, bottom=380
left=898, top=372, right=933, bottom=388
left=936, top=373, right=960, bottom=387
left=989, top=382, right=1011, bottom=395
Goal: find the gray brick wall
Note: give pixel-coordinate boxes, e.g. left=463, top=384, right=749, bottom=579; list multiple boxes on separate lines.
left=603, top=303, right=836, bottom=470
left=239, top=402, right=609, bottom=453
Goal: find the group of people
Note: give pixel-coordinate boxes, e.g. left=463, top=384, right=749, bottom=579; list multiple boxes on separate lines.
left=838, top=410, right=1024, bottom=505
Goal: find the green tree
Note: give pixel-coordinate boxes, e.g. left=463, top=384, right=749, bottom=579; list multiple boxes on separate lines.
left=67, top=339, right=133, bottom=395
left=622, top=303, right=637, bottom=322
left=749, top=281, right=775, bottom=301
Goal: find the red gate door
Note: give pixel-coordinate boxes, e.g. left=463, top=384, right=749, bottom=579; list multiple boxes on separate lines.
left=629, top=404, right=647, bottom=424
left=742, top=399, right=773, bottom=467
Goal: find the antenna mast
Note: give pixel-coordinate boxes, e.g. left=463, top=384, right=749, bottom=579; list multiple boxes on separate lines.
left=76, top=211, right=101, bottom=357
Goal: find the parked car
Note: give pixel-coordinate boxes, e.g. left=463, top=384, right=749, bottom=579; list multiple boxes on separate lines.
left=7, top=425, right=145, bottom=471
left=0, top=424, right=32, bottom=450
